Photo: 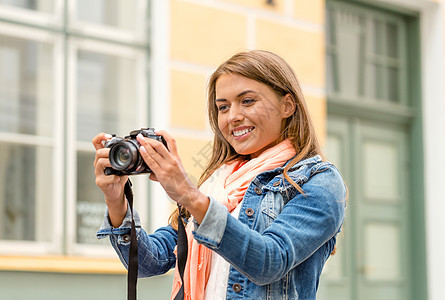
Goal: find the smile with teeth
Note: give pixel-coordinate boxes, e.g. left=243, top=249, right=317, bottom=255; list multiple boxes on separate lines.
left=233, top=127, right=254, bottom=137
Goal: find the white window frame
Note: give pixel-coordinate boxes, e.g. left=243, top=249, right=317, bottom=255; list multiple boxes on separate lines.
left=66, top=38, right=149, bottom=257
left=0, top=22, right=64, bottom=256
left=68, top=0, right=148, bottom=44
left=149, top=0, right=172, bottom=232
left=0, top=0, right=63, bottom=27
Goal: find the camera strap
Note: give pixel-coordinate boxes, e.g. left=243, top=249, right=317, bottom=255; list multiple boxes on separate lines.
left=124, top=180, right=138, bottom=300
left=174, top=204, right=188, bottom=300
left=123, top=180, right=187, bottom=300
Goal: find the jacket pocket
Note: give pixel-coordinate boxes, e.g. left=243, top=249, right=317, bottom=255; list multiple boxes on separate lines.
left=260, top=191, right=285, bottom=228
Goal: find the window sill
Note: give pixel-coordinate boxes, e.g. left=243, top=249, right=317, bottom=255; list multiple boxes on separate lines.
left=0, top=255, right=126, bottom=274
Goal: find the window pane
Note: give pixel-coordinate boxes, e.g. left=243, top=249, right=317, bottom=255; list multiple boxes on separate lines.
left=76, top=0, right=141, bottom=31
left=76, top=49, right=144, bottom=245
left=386, top=22, right=398, bottom=58
left=372, top=19, right=384, bottom=56
left=76, top=50, right=139, bottom=142
left=364, top=63, right=377, bottom=99
left=0, top=0, right=54, bottom=13
left=0, top=143, right=53, bottom=242
left=76, top=151, right=108, bottom=245
left=365, top=63, right=386, bottom=100
left=387, top=66, right=399, bottom=102
left=0, top=34, right=54, bottom=137
left=335, top=11, right=362, bottom=99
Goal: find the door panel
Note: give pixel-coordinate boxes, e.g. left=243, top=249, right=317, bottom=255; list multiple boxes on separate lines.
left=356, top=121, right=409, bottom=300
left=363, top=140, right=399, bottom=201
left=364, top=221, right=401, bottom=281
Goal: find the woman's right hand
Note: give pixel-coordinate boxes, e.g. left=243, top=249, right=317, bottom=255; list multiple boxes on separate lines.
left=92, top=132, right=129, bottom=227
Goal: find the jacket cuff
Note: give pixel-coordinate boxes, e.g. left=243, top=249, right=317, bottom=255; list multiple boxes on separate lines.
left=96, top=202, right=141, bottom=242
left=192, top=196, right=228, bottom=249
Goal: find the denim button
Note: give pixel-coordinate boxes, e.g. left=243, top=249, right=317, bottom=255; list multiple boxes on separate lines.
left=122, top=234, right=131, bottom=243
left=245, top=208, right=254, bottom=217
left=273, top=181, right=280, bottom=187
left=254, top=187, right=262, bottom=195
left=232, top=283, right=242, bottom=293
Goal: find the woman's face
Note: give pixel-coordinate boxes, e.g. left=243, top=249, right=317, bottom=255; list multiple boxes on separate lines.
left=215, top=73, right=294, bottom=158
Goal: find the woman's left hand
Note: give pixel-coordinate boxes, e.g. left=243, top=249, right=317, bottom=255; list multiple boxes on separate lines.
left=137, top=130, right=209, bottom=222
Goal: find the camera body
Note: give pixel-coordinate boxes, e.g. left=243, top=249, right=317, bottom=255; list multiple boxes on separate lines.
left=104, top=128, right=167, bottom=176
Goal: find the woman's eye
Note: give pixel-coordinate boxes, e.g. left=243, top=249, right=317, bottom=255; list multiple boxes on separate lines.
left=242, top=98, right=255, bottom=105
left=218, top=104, right=229, bottom=112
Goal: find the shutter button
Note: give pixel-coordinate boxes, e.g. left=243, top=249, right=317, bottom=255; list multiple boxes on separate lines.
left=232, top=283, right=242, bottom=293
left=122, top=234, right=131, bottom=243
left=254, top=187, right=262, bottom=195
left=245, top=208, right=254, bottom=217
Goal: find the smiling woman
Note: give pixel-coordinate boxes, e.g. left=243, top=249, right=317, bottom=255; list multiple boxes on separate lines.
left=94, top=50, right=346, bottom=300
left=215, top=74, right=295, bottom=158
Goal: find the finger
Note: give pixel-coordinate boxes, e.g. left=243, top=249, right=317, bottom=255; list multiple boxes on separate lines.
left=137, top=134, right=169, bottom=165
left=119, top=175, right=129, bottom=185
left=138, top=141, right=162, bottom=173
left=94, top=148, right=110, bottom=167
left=146, top=137, right=173, bottom=162
left=92, top=132, right=113, bottom=150
left=94, top=157, right=111, bottom=176
left=95, top=174, right=120, bottom=187
left=149, top=173, right=158, bottom=182
left=154, top=130, right=179, bottom=157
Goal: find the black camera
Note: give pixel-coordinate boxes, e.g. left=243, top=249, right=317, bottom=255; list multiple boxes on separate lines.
left=104, top=128, right=167, bottom=176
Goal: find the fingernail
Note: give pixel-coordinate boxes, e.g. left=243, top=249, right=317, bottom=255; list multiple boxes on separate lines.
left=104, top=134, right=113, bottom=139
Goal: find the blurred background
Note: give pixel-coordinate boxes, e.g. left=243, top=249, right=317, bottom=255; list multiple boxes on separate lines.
left=0, top=0, right=444, bottom=299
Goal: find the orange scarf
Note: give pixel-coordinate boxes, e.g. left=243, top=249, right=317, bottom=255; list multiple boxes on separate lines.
left=170, top=140, right=296, bottom=300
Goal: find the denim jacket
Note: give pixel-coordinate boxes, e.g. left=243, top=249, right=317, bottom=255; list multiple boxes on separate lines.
left=97, top=155, right=346, bottom=300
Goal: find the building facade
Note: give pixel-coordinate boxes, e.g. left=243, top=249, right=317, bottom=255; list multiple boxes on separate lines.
left=0, top=0, right=443, bottom=299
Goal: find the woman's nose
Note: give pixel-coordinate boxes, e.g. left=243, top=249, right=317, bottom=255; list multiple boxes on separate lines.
left=227, top=104, right=244, bottom=124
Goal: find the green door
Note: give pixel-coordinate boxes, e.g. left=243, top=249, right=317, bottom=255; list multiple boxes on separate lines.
left=354, top=121, right=410, bottom=299
left=318, top=1, right=426, bottom=299
left=320, top=117, right=410, bottom=300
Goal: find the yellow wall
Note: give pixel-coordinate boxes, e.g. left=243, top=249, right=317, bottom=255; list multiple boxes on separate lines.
left=169, top=0, right=327, bottom=180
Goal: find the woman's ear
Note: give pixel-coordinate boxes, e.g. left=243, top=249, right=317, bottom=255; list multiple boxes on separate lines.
left=282, top=93, right=296, bottom=118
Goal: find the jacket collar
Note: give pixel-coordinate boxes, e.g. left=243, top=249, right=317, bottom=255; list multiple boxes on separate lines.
left=282, top=154, right=323, bottom=171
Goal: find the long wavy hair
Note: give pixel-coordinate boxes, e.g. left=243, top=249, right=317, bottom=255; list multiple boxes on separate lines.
left=170, top=50, right=323, bottom=229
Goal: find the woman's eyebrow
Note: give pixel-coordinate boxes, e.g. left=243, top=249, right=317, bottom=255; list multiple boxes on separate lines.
left=237, top=90, right=257, bottom=97
left=215, top=90, right=258, bottom=102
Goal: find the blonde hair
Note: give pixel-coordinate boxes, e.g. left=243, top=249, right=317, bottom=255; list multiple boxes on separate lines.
left=170, top=50, right=323, bottom=229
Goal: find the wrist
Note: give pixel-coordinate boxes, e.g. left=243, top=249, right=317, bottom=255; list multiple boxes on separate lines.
left=106, top=196, right=127, bottom=228
left=186, top=190, right=210, bottom=224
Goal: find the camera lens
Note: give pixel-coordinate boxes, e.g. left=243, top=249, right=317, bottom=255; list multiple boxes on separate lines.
left=109, top=141, right=139, bottom=171
left=116, top=146, right=131, bottom=164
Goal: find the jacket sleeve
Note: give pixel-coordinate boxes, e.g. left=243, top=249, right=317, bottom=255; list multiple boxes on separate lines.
left=96, top=204, right=178, bottom=278
left=192, top=165, right=346, bottom=285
